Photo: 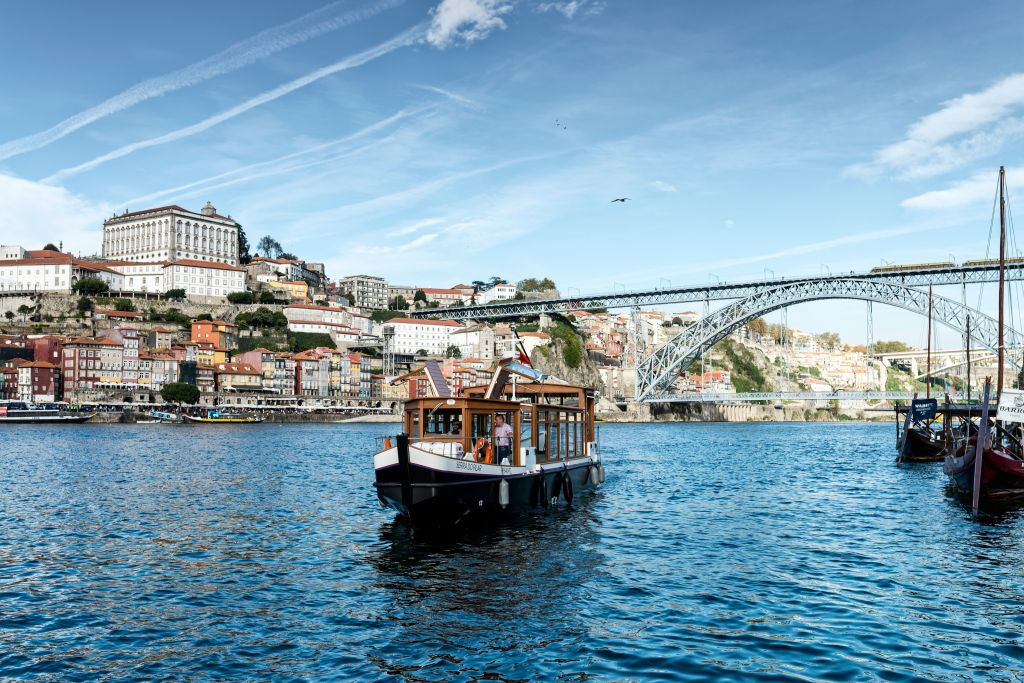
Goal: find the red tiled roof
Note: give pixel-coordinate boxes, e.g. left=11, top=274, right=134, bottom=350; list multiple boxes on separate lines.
left=94, top=309, right=143, bottom=318
left=214, top=362, right=260, bottom=375
left=18, top=361, right=58, bottom=369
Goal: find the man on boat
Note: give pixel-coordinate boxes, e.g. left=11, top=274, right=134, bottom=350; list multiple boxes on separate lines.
left=494, top=414, right=513, bottom=465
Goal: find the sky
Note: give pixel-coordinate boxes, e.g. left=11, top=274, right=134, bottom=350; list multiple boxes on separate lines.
left=3, top=0, right=1024, bottom=345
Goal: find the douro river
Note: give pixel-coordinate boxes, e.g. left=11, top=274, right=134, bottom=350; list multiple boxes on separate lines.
left=2, top=422, right=1022, bottom=680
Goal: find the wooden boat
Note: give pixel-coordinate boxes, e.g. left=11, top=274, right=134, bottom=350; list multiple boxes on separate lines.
left=898, top=423, right=947, bottom=461
left=0, top=403, right=94, bottom=424
left=944, top=382, right=1024, bottom=506
left=183, top=409, right=263, bottom=424
left=373, top=358, right=604, bottom=524
left=944, top=168, right=1024, bottom=511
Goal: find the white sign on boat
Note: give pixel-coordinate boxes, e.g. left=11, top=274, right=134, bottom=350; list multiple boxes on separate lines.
left=995, top=388, right=1024, bottom=423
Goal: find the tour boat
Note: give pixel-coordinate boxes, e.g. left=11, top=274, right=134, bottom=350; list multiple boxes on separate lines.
left=373, top=359, right=605, bottom=524
left=0, top=403, right=94, bottom=424
left=149, top=410, right=184, bottom=424
left=183, top=409, right=263, bottom=424
left=896, top=288, right=946, bottom=463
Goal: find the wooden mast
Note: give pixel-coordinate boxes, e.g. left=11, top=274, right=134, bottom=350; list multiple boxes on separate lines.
left=926, top=284, right=933, bottom=399
left=966, top=315, right=971, bottom=403
left=998, top=166, right=1007, bottom=401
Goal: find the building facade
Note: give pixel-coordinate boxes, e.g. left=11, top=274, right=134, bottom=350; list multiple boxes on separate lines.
left=102, top=202, right=241, bottom=265
left=339, top=275, right=388, bottom=310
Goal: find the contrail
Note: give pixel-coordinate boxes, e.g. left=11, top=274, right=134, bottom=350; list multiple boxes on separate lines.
left=0, top=0, right=405, bottom=162
left=43, top=23, right=427, bottom=184
left=122, top=105, right=432, bottom=207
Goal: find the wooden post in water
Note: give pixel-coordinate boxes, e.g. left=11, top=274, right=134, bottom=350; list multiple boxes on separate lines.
left=396, top=432, right=414, bottom=515
left=973, top=379, right=992, bottom=516
left=897, top=392, right=916, bottom=461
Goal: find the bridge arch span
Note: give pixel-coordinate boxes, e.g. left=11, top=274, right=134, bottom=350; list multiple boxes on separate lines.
left=635, top=278, right=1022, bottom=401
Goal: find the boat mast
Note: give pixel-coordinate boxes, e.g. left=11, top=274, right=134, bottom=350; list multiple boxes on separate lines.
left=998, top=166, right=1007, bottom=401
left=966, top=315, right=971, bottom=403
left=926, top=284, right=932, bottom=400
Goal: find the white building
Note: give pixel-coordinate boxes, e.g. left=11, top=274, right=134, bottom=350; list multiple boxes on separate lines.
left=383, top=317, right=461, bottom=356
left=161, top=260, right=245, bottom=299
left=339, top=275, right=388, bottom=310
left=0, top=251, right=124, bottom=293
left=102, top=202, right=241, bottom=265
left=450, top=324, right=496, bottom=361
left=0, top=245, right=27, bottom=260
left=478, top=282, right=518, bottom=304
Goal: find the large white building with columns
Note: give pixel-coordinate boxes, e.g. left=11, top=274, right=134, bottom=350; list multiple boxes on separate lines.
left=102, top=201, right=241, bottom=266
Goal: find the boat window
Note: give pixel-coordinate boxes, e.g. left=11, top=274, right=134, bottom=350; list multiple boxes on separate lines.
left=537, top=410, right=548, bottom=456
left=425, top=409, right=462, bottom=436
left=410, top=410, right=420, bottom=438
left=520, top=410, right=532, bottom=449
left=471, top=412, right=492, bottom=442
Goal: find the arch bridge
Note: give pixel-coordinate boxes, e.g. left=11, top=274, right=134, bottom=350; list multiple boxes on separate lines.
left=636, top=278, right=1022, bottom=402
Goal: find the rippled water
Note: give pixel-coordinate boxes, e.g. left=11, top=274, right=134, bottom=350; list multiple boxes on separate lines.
left=2, top=422, right=1024, bottom=681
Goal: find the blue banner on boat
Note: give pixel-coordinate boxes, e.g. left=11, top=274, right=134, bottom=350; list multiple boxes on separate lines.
left=910, top=398, right=937, bottom=421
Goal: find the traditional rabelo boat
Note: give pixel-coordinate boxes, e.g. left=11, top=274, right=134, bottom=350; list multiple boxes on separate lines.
left=943, top=167, right=1024, bottom=512
left=183, top=409, right=263, bottom=424
left=896, top=286, right=947, bottom=462
left=373, top=358, right=605, bottom=524
left=0, top=402, right=94, bottom=424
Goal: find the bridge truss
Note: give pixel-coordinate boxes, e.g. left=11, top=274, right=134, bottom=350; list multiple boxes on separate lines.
left=635, top=278, right=1023, bottom=402
left=410, top=262, right=1024, bottom=321
left=655, top=391, right=915, bottom=403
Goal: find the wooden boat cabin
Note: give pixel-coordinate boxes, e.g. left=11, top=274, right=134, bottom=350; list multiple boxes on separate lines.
left=399, top=382, right=596, bottom=466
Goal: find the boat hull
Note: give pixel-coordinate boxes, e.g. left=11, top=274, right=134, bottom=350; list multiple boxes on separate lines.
left=898, top=425, right=947, bottom=462
left=374, top=446, right=602, bottom=524
left=182, top=415, right=263, bottom=424
left=0, top=414, right=94, bottom=424
left=944, top=445, right=1024, bottom=502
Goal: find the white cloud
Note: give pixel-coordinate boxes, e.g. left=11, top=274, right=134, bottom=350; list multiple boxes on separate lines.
left=426, top=0, right=513, bottom=48
left=412, top=84, right=482, bottom=110
left=535, top=0, right=603, bottom=18
left=0, top=173, right=111, bottom=254
left=388, top=217, right=445, bottom=237
left=122, top=106, right=428, bottom=207
left=43, top=23, right=426, bottom=184
left=900, top=167, right=1022, bottom=210
left=848, top=73, right=1024, bottom=180
left=0, top=0, right=405, bottom=162
left=651, top=180, right=678, bottom=193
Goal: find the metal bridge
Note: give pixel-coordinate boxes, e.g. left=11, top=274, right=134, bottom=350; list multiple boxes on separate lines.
left=635, top=278, right=1021, bottom=402
left=655, top=391, right=915, bottom=403
left=408, top=261, right=1021, bottom=405
left=409, top=262, right=1024, bottom=321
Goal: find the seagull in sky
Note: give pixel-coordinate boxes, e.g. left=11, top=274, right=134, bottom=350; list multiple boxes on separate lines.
left=611, top=197, right=630, bottom=203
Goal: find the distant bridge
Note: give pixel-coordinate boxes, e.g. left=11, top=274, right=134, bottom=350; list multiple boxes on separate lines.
left=657, top=391, right=915, bottom=403
left=410, top=262, right=1024, bottom=321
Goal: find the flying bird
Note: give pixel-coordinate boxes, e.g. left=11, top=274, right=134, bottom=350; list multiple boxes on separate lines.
left=555, top=119, right=567, bottom=130
left=611, top=197, right=630, bottom=203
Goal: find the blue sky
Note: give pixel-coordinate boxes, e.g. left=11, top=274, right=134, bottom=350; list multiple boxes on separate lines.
left=3, top=0, right=1024, bottom=345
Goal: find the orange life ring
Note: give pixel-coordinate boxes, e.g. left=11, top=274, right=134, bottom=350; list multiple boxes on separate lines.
left=473, top=438, right=493, bottom=464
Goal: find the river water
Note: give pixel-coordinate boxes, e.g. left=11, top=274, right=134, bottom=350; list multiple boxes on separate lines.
left=1, top=422, right=1023, bottom=681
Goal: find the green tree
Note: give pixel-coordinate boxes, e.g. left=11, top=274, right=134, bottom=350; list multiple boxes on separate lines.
left=289, top=332, right=336, bottom=352
left=672, top=316, right=683, bottom=326
left=258, top=290, right=277, bottom=304
left=42, top=243, right=59, bottom=252
left=278, top=252, right=297, bottom=260
left=77, top=296, right=93, bottom=313
left=471, top=280, right=486, bottom=293
left=257, top=235, right=282, bottom=258
left=237, top=226, right=252, bottom=265
left=161, top=382, right=200, bottom=405
left=389, top=295, right=409, bottom=310
left=17, top=304, right=32, bottom=321
left=371, top=310, right=403, bottom=323
left=196, top=313, right=213, bottom=321
left=4, top=310, right=14, bottom=322
left=413, top=289, right=427, bottom=303
left=72, top=278, right=109, bottom=295
left=113, top=298, right=135, bottom=312
left=164, top=288, right=186, bottom=301
left=445, top=344, right=462, bottom=358
left=227, top=291, right=255, bottom=304
left=874, top=340, right=911, bottom=354
left=415, top=348, right=428, bottom=356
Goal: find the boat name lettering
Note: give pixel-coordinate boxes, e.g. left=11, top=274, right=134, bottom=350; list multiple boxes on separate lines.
left=455, top=460, right=484, bottom=472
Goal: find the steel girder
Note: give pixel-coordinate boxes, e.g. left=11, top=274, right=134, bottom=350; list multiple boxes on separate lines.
left=635, top=278, right=1023, bottom=402
left=410, top=263, right=1024, bottom=321
left=655, top=391, right=915, bottom=403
